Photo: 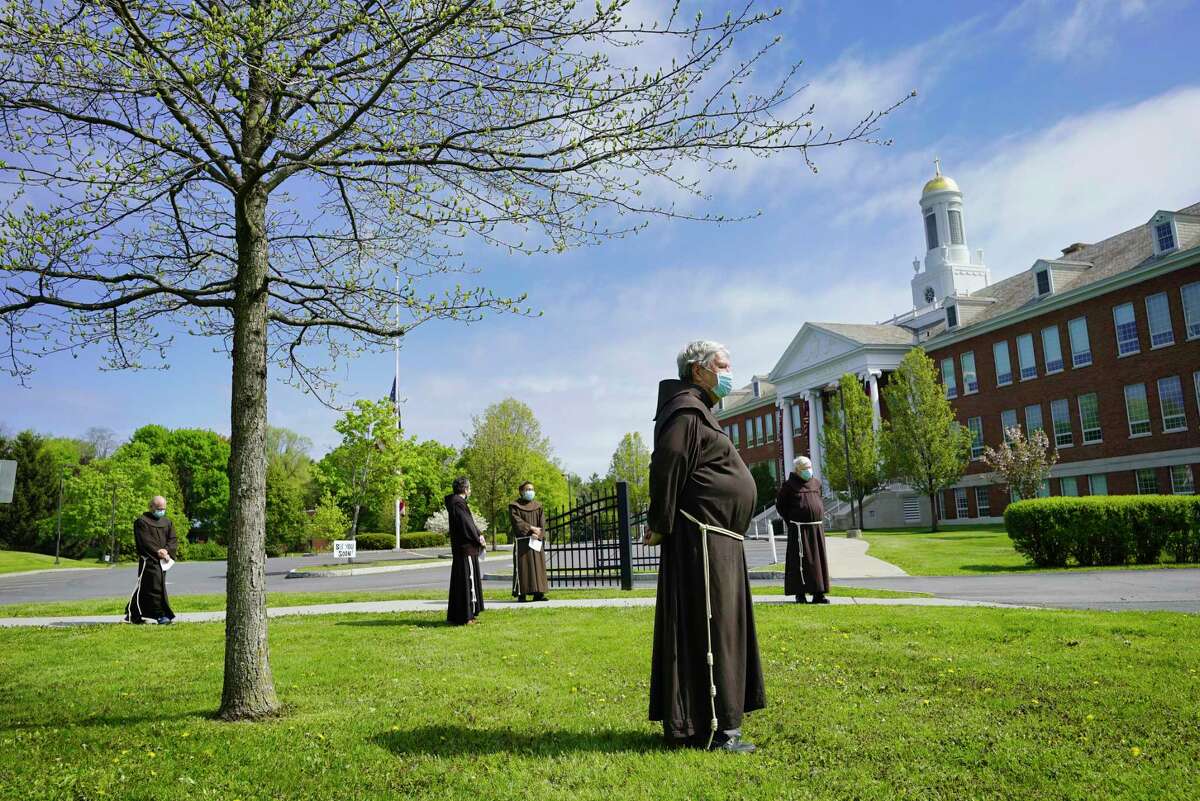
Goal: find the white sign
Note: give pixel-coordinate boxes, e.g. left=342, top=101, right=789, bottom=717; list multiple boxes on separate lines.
left=0, top=460, right=15, bottom=504
left=333, top=540, right=357, bottom=559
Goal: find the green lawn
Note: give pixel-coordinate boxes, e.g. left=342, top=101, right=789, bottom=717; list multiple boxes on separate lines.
left=850, top=525, right=1200, bottom=577
left=1, top=605, right=1197, bottom=800
left=293, top=556, right=452, bottom=573
left=0, top=585, right=924, bottom=619
left=0, top=550, right=106, bottom=575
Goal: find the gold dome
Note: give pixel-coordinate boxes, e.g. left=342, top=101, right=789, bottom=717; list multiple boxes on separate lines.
left=922, top=174, right=960, bottom=195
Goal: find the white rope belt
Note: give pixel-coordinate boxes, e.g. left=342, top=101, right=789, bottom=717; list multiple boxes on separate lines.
left=679, top=509, right=744, bottom=749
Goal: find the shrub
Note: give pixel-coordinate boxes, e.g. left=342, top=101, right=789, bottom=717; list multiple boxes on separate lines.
left=355, top=533, right=395, bottom=551
left=398, top=531, right=445, bottom=549
left=184, top=541, right=228, bottom=561
left=1005, top=496, right=1200, bottom=568
left=425, top=506, right=488, bottom=535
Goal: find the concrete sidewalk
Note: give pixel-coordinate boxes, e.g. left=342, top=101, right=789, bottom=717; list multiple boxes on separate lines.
left=0, top=593, right=1025, bottom=628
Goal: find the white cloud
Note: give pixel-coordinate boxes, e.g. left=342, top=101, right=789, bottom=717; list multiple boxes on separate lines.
left=1001, top=0, right=1163, bottom=63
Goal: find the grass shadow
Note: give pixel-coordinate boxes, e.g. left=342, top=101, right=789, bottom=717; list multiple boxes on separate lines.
left=335, top=618, right=448, bottom=629
left=372, top=724, right=662, bottom=757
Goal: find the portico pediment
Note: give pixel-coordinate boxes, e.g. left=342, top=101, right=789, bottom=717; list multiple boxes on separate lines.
left=768, top=324, right=857, bottom=382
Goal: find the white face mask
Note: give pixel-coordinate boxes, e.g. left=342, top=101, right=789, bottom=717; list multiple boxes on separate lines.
left=522, top=490, right=535, bottom=501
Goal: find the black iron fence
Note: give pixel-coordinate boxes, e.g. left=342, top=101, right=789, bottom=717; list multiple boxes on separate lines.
left=543, top=481, right=659, bottom=589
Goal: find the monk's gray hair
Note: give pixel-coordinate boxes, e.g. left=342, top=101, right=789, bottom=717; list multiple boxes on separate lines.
left=676, top=340, right=728, bottom=380
left=148, top=496, right=166, bottom=509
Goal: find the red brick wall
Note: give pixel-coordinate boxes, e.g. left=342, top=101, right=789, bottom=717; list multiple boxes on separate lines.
left=928, top=263, right=1200, bottom=517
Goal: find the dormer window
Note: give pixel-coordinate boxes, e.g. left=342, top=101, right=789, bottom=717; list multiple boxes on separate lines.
left=1155, top=221, right=1176, bottom=252
left=752, top=379, right=760, bottom=398
left=946, top=304, right=958, bottom=328
left=1035, top=268, right=1052, bottom=297
left=924, top=214, right=939, bottom=250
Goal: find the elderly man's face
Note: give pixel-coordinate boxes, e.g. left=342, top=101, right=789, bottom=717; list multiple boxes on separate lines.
left=152, top=498, right=167, bottom=513
left=692, top=352, right=731, bottom=394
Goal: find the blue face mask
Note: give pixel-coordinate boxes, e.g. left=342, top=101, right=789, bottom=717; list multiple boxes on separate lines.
left=702, top=365, right=734, bottom=399
left=522, top=490, right=535, bottom=501
left=799, top=469, right=813, bottom=481
left=152, top=509, right=166, bottom=519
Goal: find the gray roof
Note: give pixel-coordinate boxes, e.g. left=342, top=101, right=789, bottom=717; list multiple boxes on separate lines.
left=809, top=322, right=916, bottom=346
left=941, top=201, right=1200, bottom=332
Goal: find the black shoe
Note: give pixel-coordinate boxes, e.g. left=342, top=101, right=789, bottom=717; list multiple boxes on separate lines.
left=517, top=596, right=528, bottom=603
left=709, top=735, right=756, bottom=753
left=532, top=594, right=548, bottom=602
left=795, top=594, right=808, bottom=604
left=156, top=617, right=173, bottom=625
left=811, top=594, right=830, bottom=604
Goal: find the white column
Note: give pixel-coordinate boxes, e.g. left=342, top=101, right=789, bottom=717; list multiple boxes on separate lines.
left=779, top=397, right=796, bottom=477
left=867, top=370, right=882, bottom=432
left=808, top=390, right=823, bottom=480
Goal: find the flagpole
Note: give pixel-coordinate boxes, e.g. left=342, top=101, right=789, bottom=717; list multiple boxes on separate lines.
left=394, top=273, right=402, bottom=551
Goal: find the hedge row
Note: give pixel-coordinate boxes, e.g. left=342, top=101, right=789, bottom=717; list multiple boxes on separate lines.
left=1004, top=495, right=1200, bottom=567
left=356, top=530, right=509, bottom=550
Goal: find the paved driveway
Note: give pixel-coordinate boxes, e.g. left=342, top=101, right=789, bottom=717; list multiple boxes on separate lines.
left=837, top=569, right=1200, bottom=612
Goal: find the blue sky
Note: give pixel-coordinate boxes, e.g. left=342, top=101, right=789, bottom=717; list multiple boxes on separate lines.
left=4, top=0, right=1200, bottom=478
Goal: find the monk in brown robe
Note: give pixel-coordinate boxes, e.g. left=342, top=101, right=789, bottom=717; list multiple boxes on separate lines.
left=446, top=477, right=486, bottom=626
left=775, top=456, right=831, bottom=604
left=509, top=481, right=549, bottom=602
left=645, top=340, right=764, bottom=753
left=124, top=496, right=179, bottom=624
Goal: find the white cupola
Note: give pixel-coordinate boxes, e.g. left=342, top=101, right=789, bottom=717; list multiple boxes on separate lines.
left=910, top=160, right=991, bottom=310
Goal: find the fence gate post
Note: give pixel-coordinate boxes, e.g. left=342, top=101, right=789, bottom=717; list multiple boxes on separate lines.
left=615, top=481, right=633, bottom=590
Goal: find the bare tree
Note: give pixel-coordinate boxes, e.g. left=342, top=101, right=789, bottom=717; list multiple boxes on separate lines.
left=0, top=0, right=908, bottom=719
left=83, top=426, right=118, bottom=461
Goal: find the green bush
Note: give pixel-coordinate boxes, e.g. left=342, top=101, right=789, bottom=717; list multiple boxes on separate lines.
left=1005, top=496, right=1200, bottom=568
left=398, top=531, right=445, bottom=549
left=355, top=533, right=395, bottom=551
left=184, top=540, right=228, bottom=561
left=490, top=532, right=508, bottom=546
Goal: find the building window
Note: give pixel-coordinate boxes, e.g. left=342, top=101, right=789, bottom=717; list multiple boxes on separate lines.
left=1016, top=334, right=1037, bottom=380
left=767, top=459, right=778, bottom=480
left=925, top=213, right=939, bottom=250
left=1089, top=474, right=1108, bottom=496
left=1038, top=480, right=1051, bottom=498
left=1001, top=409, right=1018, bottom=442
left=941, top=357, right=958, bottom=399
left=975, top=487, right=991, bottom=516
left=1035, top=269, right=1051, bottom=296
left=1078, top=393, right=1102, bottom=444
left=1182, top=282, right=1200, bottom=340
left=1145, top=293, right=1175, bottom=348
left=1060, top=477, right=1079, bottom=496
left=1171, top=465, right=1195, bottom=495
left=1135, top=468, right=1158, bottom=495
left=961, top=351, right=978, bottom=394
left=1024, top=403, right=1044, bottom=435
left=946, top=305, right=958, bottom=328
left=1155, top=221, right=1176, bottom=252
left=1124, top=384, right=1152, bottom=437
left=752, top=379, right=760, bottom=398
left=967, top=417, right=984, bottom=459
left=755, top=416, right=764, bottom=446
left=791, top=402, right=803, bottom=433
left=954, top=487, right=970, bottom=518
left=1068, top=316, right=1092, bottom=367
left=1050, top=399, right=1073, bottom=448
left=1157, top=376, right=1187, bottom=432
left=1113, top=303, right=1140, bottom=356
left=1041, top=325, right=1064, bottom=373
left=948, top=209, right=964, bottom=245
left=993, top=341, right=1013, bottom=386
left=731, top=424, right=740, bottom=448
left=765, top=413, right=775, bottom=443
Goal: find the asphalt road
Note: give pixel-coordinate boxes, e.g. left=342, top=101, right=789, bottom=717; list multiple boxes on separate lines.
left=837, top=569, right=1200, bottom=612
left=2, top=545, right=1198, bottom=612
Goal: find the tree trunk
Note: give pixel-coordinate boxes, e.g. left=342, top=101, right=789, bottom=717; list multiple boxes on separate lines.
left=219, top=186, right=279, bottom=721
left=928, top=491, right=939, bottom=533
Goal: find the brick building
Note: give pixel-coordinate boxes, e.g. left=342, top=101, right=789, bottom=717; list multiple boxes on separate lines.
left=925, top=205, right=1200, bottom=520
left=727, top=164, right=1198, bottom=527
